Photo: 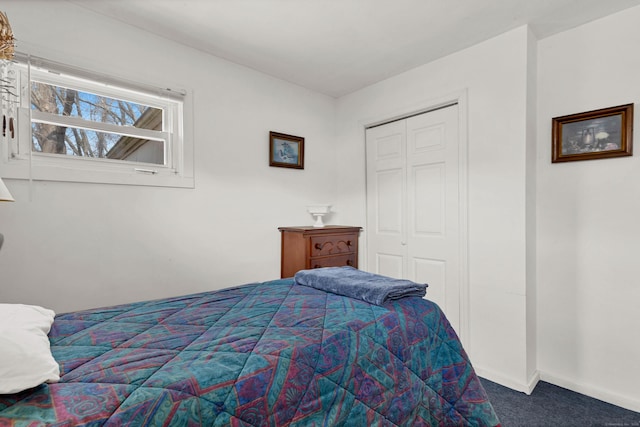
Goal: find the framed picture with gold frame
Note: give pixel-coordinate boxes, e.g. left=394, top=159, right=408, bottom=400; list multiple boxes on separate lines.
left=552, top=104, right=633, bottom=163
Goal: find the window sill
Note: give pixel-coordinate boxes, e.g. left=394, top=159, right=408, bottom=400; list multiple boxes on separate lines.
left=2, top=156, right=194, bottom=189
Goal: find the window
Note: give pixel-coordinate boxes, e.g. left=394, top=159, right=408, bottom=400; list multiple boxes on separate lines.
left=1, top=55, right=193, bottom=188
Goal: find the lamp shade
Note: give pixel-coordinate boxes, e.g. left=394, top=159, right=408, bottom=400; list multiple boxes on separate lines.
left=0, top=177, right=14, bottom=201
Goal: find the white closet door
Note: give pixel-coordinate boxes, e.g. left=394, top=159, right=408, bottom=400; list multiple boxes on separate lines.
left=406, top=106, right=460, bottom=329
left=365, top=120, right=407, bottom=279
left=366, top=105, right=460, bottom=332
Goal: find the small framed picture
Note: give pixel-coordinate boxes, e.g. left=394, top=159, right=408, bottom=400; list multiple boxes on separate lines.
left=269, top=131, right=304, bottom=169
left=552, top=104, right=633, bottom=163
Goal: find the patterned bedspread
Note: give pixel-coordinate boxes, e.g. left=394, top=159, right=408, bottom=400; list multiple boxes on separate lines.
left=0, top=279, right=499, bottom=426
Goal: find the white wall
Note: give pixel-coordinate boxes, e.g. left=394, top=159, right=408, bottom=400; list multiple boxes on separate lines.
left=335, top=27, right=536, bottom=392
left=537, top=6, right=640, bottom=411
left=0, top=1, right=340, bottom=313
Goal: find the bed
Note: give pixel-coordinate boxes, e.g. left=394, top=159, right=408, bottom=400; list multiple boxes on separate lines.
left=0, top=273, right=500, bottom=426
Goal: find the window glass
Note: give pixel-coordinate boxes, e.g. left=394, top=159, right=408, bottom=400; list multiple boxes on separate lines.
left=31, top=126, right=165, bottom=165
left=30, top=81, right=166, bottom=165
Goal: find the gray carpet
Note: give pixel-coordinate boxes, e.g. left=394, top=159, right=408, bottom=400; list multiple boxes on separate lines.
left=480, top=378, right=640, bottom=427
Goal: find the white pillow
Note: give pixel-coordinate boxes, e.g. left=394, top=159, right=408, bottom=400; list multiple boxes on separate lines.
left=0, top=303, right=60, bottom=394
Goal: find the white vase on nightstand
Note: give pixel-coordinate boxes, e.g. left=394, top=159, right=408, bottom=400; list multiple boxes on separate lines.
left=306, top=204, right=331, bottom=227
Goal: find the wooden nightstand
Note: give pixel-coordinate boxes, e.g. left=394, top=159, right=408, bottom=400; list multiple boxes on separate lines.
left=278, top=226, right=362, bottom=278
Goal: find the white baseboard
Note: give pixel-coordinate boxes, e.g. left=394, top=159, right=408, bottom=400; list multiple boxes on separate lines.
left=475, top=367, right=540, bottom=395
left=476, top=366, right=640, bottom=413
left=539, top=371, right=640, bottom=413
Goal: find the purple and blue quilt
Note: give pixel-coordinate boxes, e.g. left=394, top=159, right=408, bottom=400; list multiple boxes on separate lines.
left=0, top=279, right=499, bottom=426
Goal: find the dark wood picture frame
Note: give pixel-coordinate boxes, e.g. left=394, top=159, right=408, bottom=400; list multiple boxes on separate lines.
left=269, top=131, right=304, bottom=169
left=552, top=104, right=633, bottom=163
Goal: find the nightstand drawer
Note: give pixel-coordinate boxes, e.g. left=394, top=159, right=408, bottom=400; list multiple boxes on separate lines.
left=310, top=254, right=356, bottom=269
left=310, top=235, right=356, bottom=256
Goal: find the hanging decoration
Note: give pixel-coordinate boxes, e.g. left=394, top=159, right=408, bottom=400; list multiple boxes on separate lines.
left=0, top=11, right=15, bottom=61
left=0, top=11, right=17, bottom=152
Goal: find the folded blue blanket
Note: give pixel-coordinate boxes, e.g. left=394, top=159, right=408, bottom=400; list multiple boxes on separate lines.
left=294, top=266, right=427, bottom=306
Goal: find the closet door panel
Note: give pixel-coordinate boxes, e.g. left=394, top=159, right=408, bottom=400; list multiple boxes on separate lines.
left=413, top=257, right=446, bottom=308
left=406, top=106, right=459, bottom=330
left=366, top=120, right=407, bottom=277
left=376, top=169, right=403, bottom=234
left=413, top=163, right=445, bottom=236
left=376, top=253, right=404, bottom=279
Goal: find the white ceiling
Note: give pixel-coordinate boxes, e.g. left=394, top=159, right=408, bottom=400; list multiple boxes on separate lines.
left=70, top=0, right=640, bottom=98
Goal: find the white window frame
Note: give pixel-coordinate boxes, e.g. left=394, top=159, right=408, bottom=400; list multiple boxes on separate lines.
left=1, top=54, right=194, bottom=188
